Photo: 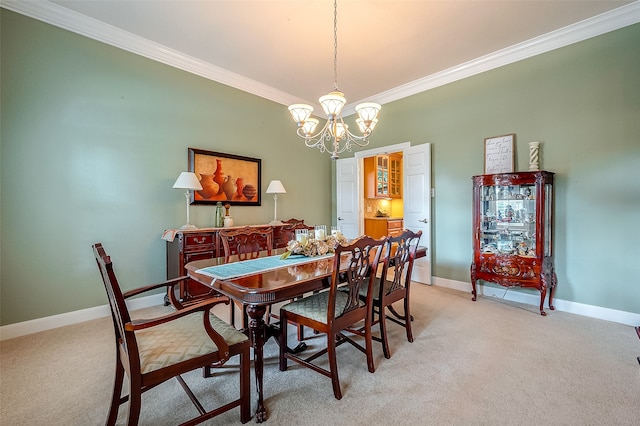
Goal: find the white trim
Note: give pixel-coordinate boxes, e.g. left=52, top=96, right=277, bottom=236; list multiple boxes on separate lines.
left=0, top=293, right=165, bottom=341
left=429, top=278, right=640, bottom=327
left=354, top=142, right=411, bottom=159
left=2, top=0, right=639, bottom=110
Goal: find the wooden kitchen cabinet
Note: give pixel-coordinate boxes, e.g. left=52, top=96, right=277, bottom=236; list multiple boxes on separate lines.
left=470, top=171, right=557, bottom=315
left=389, top=154, right=402, bottom=198
left=365, top=154, right=402, bottom=199
left=364, top=218, right=404, bottom=239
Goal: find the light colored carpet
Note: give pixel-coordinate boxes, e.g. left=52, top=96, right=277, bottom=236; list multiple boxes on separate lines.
left=1, top=284, right=639, bottom=425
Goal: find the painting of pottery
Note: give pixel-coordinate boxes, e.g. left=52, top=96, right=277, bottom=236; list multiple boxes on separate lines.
left=188, top=148, right=261, bottom=206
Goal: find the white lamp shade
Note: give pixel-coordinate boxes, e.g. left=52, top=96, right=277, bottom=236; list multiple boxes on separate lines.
left=266, top=180, right=287, bottom=194
left=333, top=123, right=348, bottom=140
left=355, top=102, right=381, bottom=122
left=319, top=91, right=346, bottom=117
left=302, top=118, right=319, bottom=136
left=288, top=104, right=313, bottom=123
left=173, top=172, right=202, bottom=190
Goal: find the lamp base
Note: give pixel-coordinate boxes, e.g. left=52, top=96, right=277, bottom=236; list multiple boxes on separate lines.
left=179, top=223, right=198, bottom=230
left=269, top=220, right=283, bottom=225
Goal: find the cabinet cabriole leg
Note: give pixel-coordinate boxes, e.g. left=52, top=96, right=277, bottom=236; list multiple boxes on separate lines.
left=470, top=264, right=477, bottom=301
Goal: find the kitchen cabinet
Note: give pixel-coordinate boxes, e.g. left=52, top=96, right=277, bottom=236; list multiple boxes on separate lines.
left=470, top=171, right=557, bottom=315
left=365, top=154, right=401, bottom=199
left=389, top=154, right=402, bottom=198
left=364, top=218, right=404, bottom=239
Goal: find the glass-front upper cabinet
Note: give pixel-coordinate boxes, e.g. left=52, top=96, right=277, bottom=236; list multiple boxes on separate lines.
left=471, top=171, right=557, bottom=316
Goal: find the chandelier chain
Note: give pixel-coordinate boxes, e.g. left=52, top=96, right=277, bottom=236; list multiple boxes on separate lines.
left=287, top=0, right=381, bottom=160
left=333, top=0, right=338, bottom=90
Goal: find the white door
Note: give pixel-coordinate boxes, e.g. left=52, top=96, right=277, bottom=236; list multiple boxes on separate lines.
left=403, top=144, right=432, bottom=284
left=335, top=157, right=360, bottom=239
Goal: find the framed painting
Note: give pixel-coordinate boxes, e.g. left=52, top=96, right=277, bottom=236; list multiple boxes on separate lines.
left=484, top=134, right=515, bottom=174
left=188, top=148, right=261, bottom=206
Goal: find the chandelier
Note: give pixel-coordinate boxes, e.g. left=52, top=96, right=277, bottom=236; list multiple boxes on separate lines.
left=288, top=0, right=381, bottom=160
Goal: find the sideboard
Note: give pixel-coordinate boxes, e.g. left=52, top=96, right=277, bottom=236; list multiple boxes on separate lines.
left=165, top=221, right=309, bottom=303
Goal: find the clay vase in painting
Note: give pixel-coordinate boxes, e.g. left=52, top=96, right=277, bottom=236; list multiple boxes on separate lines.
left=212, top=159, right=225, bottom=197
left=222, top=175, right=236, bottom=200
left=233, top=178, right=244, bottom=200
left=242, top=184, right=257, bottom=201
left=197, top=174, right=218, bottom=199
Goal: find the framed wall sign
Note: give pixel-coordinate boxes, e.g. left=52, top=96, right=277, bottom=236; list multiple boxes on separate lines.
left=188, top=148, right=261, bottom=206
left=484, top=134, right=515, bottom=174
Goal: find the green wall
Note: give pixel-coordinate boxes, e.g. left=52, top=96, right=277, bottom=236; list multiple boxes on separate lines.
left=344, top=24, right=640, bottom=313
left=0, top=10, right=333, bottom=325
left=1, top=10, right=639, bottom=325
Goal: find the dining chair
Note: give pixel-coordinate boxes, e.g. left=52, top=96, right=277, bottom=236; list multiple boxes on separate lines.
left=219, top=226, right=274, bottom=327
left=278, top=235, right=386, bottom=400
left=368, top=229, right=422, bottom=358
left=92, top=243, right=251, bottom=425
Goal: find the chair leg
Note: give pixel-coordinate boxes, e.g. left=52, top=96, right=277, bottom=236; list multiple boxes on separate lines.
left=327, top=333, right=342, bottom=400
left=106, top=358, right=125, bottom=426
left=125, top=376, right=142, bottom=426
left=364, top=319, right=376, bottom=373
left=378, top=305, right=391, bottom=359
left=239, top=347, right=251, bottom=423
left=279, top=315, right=288, bottom=371
left=404, top=297, right=414, bottom=343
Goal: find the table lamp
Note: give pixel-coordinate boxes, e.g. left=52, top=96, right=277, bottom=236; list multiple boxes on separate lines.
left=173, top=172, right=203, bottom=230
left=266, top=180, right=286, bottom=225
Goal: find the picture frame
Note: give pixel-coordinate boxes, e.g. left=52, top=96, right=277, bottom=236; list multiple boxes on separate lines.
left=484, top=134, right=515, bottom=174
left=188, top=148, right=261, bottom=206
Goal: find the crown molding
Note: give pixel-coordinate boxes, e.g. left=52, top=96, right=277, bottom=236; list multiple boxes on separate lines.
left=2, top=0, right=639, bottom=113
left=0, top=0, right=302, bottom=106
left=357, top=1, right=640, bottom=113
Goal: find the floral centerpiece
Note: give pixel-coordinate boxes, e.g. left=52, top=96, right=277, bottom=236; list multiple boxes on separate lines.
left=280, top=233, right=349, bottom=259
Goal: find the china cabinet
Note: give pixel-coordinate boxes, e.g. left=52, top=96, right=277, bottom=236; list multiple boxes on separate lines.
left=470, top=171, right=557, bottom=315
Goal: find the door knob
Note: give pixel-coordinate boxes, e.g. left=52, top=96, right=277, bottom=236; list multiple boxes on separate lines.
left=337, top=217, right=344, bottom=221
left=419, top=219, right=428, bottom=223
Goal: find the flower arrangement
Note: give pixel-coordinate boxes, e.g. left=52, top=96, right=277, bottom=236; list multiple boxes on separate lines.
left=280, top=233, right=349, bottom=259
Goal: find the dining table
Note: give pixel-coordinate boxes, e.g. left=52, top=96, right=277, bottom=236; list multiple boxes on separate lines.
left=185, top=246, right=427, bottom=422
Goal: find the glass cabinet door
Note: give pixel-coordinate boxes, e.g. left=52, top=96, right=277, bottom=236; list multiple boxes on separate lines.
left=480, top=183, right=537, bottom=256
left=376, top=155, right=389, bottom=196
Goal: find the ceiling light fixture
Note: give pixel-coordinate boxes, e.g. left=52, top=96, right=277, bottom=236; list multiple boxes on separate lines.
left=288, top=0, right=381, bottom=160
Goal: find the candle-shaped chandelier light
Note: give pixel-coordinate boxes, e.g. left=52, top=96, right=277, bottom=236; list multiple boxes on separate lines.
left=288, top=0, right=381, bottom=160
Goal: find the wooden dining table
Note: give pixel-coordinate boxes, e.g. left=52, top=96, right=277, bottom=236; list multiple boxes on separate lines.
left=185, top=246, right=427, bottom=422
left=186, top=251, right=335, bottom=422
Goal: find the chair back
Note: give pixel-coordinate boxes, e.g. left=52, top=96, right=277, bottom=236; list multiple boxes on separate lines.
left=92, top=243, right=139, bottom=371
left=280, top=221, right=314, bottom=243
left=329, top=235, right=386, bottom=323
left=379, top=229, right=422, bottom=300
left=220, top=226, right=274, bottom=262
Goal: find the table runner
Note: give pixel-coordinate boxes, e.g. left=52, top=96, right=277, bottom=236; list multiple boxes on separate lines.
left=196, top=253, right=334, bottom=281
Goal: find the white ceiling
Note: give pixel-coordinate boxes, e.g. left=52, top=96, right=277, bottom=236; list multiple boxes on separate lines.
left=6, top=1, right=639, bottom=115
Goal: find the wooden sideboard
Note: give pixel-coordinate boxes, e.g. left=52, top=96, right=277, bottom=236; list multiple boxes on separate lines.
left=166, top=221, right=309, bottom=303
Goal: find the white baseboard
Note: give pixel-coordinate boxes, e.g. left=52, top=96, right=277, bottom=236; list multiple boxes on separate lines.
left=0, top=293, right=165, bottom=341
left=429, top=277, right=640, bottom=326
left=2, top=278, right=638, bottom=341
